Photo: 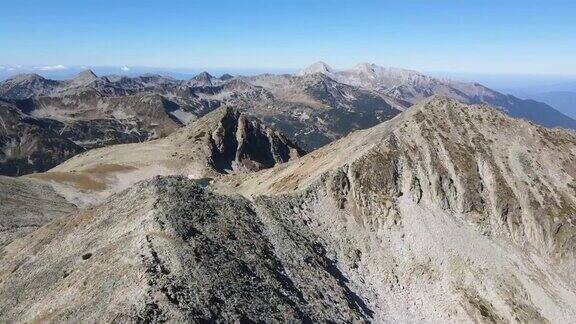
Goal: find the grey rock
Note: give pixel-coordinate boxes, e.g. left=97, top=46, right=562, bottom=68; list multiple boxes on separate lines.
left=0, top=177, right=369, bottom=322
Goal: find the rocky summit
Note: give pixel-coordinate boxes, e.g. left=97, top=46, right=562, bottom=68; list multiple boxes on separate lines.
left=306, top=61, right=576, bottom=130
left=1, top=97, right=575, bottom=322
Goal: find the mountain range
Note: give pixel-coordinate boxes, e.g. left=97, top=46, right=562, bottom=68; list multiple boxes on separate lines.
left=507, top=85, right=576, bottom=120
left=302, top=62, right=576, bottom=130
left=1, top=62, right=575, bottom=176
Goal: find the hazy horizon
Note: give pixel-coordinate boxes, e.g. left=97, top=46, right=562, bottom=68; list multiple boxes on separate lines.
left=3, top=64, right=576, bottom=94
left=2, top=0, right=575, bottom=75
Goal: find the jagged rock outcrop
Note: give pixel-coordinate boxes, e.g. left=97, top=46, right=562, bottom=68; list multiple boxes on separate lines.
left=209, top=108, right=305, bottom=172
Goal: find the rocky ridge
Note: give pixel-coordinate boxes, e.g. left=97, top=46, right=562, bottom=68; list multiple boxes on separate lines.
left=1, top=97, right=575, bottom=322
left=0, top=177, right=370, bottom=322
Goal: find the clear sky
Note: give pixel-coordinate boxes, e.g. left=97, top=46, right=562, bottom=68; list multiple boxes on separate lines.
left=1, top=0, right=575, bottom=74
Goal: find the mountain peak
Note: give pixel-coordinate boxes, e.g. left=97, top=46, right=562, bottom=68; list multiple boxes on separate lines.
left=195, top=71, right=213, bottom=79
left=353, top=62, right=377, bottom=73
left=219, top=73, right=234, bottom=81
left=6, top=73, right=46, bottom=83
left=70, top=69, right=98, bottom=84
left=189, top=71, right=214, bottom=86
left=298, top=61, right=334, bottom=76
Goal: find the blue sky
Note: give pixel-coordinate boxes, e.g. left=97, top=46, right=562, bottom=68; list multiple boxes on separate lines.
left=1, top=0, right=575, bottom=74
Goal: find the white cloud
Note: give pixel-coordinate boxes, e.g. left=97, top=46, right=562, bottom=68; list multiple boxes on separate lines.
left=0, top=66, right=5, bottom=70
left=34, top=64, right=67, bottom=71
left=121, top=66, right=130, bottom=71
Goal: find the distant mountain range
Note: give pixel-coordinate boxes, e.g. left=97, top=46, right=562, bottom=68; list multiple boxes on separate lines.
left=300, top=61, right=576, bottom=130
left=520, top=91, right=576, bottom=119
left=0, top=65, right=297, bottom=81
left=1, top=62, right=575, bottom=176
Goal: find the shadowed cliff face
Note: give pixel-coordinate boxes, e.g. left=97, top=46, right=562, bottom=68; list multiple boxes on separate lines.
left=209, top=108, right=305, bottom=172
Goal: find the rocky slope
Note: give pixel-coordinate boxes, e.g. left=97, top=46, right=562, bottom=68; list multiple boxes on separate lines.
left=303, top=62, right=576, bottom=130
left=216, top=96, right=576, bottom=321
left=0, top=99, right=84, bottom=175
left=240, top=73, right=404, bottom=149
left=0, top=177, right=369, bottom=322
left=0, top=176, right=76, bottom=252
left=1, top=97, right=575, bottom=322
